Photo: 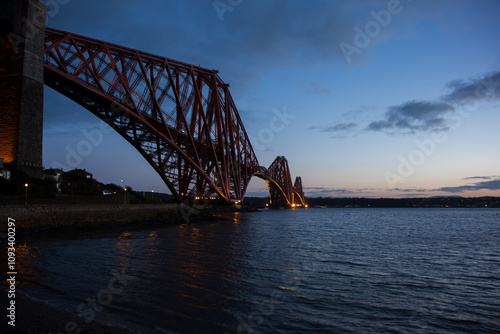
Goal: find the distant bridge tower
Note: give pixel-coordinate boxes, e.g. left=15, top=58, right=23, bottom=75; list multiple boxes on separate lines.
left=0, top=0, right=49, bottom=178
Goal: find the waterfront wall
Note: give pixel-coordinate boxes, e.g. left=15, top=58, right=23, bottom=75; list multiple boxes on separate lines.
left=0, top=203, right=184, bottom=232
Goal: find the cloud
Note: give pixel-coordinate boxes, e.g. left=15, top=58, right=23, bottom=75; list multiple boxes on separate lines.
left=304, top=187, right=359, bottom=197
left=308, top=122, right=357, bottom=138
left=434, top=176, right=500, bottom=194
left=308, top=106, right=374, bottom=136
left=436, top=181, right=500, bottom=193
left=45, top=0, right=464, bottom=97
left=261, top=146, right=275, bottom=153
left=321, top=122, right=357, bottom=133
left=366, top=100, right=455, bottom=133
left=462, top=176, right=497, bottom=181
left=388, top=176, right=500, bottom=195
left=365, top=70, right=500, bottom=135
left=390, top=188, right=429, bottom=193
left=435, top=177, right=500, bottom=193
left=44, top=0, right=500, bottom=144
left=385, top=176, right=500, bottom=195
left=342, top=105, right=378, bottom=119
left=442, top=71, right=500, bottom=104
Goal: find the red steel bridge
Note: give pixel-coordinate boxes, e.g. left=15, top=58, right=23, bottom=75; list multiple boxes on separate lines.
left=37, top=28, right=306, bottom=208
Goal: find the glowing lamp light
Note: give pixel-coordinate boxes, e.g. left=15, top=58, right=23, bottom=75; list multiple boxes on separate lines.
left=24, top=183, right=28, bottom=208
left=3, top=155, right=15, bottom=164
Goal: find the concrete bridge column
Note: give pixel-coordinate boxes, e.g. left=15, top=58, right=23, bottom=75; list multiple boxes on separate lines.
left=0, top=0, right=49, bottom=178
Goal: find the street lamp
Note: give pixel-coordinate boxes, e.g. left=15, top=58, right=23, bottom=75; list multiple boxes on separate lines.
left=24, top=183, right=28, bottom=208
left=151, top=189, right=154, bottom=199
left=120, top=180, right=126, bottom=205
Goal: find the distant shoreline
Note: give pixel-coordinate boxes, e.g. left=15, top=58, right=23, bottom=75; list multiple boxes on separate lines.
left=244, top=196, right=500, bottom=209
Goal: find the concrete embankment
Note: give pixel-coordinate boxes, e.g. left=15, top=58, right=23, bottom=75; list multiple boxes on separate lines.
left=0, top=204, right=187, bottom=233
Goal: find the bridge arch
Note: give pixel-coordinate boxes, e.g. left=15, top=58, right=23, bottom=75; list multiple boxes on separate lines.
left=253, top=157, right=305, bottom=208
left=43, top=27, right=259, bottom=203
left=0, top=22, right=306, bottom=206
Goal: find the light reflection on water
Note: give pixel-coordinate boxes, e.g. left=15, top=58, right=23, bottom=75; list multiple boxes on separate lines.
left=14, top=208, right=500, bottom=333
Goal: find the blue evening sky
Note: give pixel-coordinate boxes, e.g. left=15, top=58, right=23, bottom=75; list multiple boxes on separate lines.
left=42, top=0, right=500, bottom=198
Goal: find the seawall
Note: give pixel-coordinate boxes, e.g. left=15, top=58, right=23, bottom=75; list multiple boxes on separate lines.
left=0, top=204, right=185, bottom=233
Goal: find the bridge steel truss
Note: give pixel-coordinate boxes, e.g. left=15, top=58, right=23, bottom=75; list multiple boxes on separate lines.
left=255, top=157, right=306, bottom=208
left=40, top=27, right=305, bottom=206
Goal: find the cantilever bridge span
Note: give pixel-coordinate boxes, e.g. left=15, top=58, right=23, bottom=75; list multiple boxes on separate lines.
left=39, top=28, right=305, bottom=207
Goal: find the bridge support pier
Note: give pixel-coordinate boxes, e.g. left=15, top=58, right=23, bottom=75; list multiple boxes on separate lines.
left=0, top=0, right=49, bottom=179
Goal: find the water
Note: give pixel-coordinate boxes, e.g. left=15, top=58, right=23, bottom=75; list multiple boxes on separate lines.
left=16, top=208, right=500, bottom=333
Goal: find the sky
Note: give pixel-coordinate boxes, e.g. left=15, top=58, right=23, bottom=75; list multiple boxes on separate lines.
left=41, top=0, right=500, bottom=198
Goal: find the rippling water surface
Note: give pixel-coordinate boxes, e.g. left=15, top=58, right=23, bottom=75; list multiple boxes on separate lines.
left=19, top=208, right=500, bottom=333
